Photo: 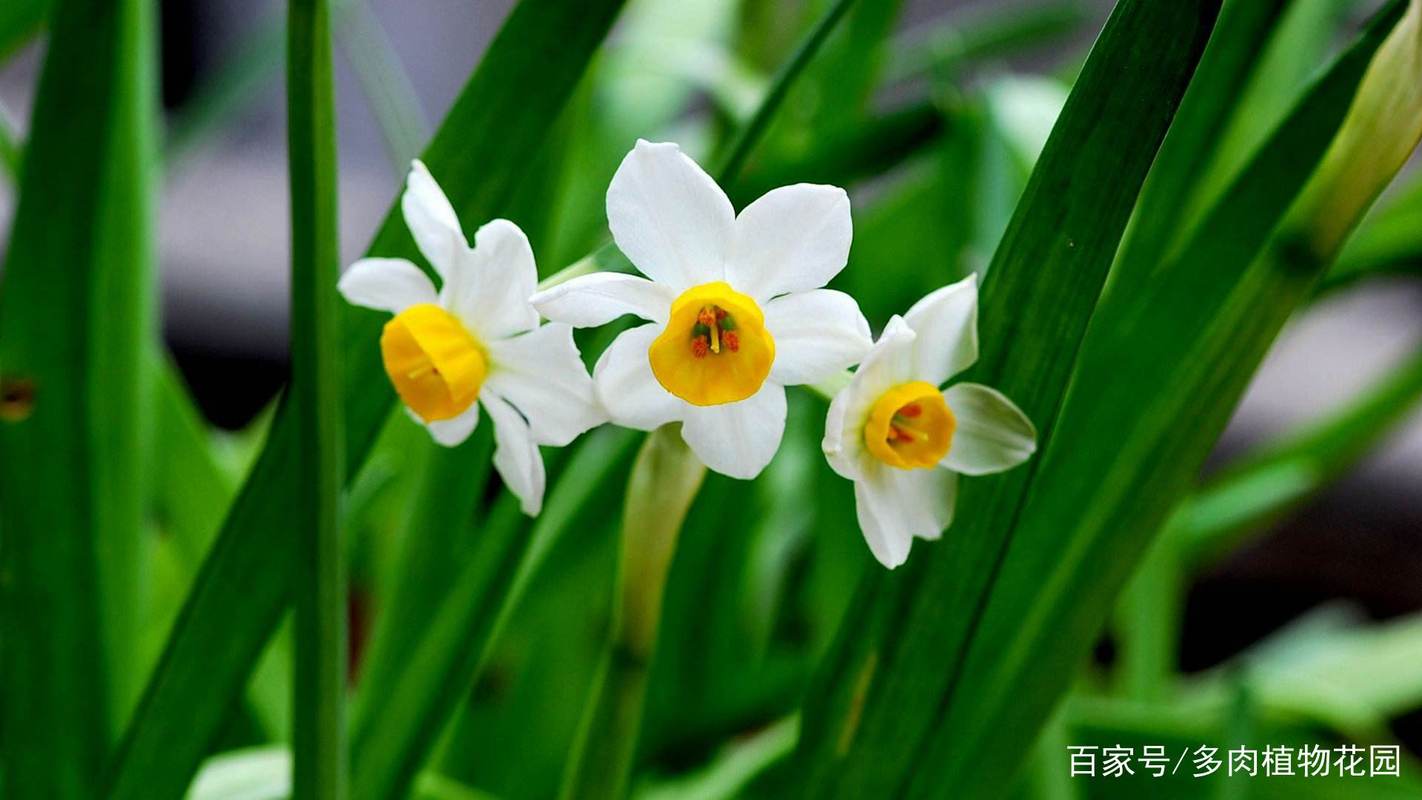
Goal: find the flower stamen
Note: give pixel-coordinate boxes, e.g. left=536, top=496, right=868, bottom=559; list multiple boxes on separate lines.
left=865, top=381, right=955, bottom=469
left=649, top=282, right=775, bottom=406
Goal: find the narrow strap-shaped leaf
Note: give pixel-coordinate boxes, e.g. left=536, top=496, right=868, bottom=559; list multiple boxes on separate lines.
left=886, top=0, right=1088, bottom=82
left=792, top=1, right=1221, bottom=795
left=1324, top=176, right=1422, bottom=291
left=1178, top=343, right=1422, bottom=565
left=910, top=3, right=1418, bottom=796
left=1113, top=0, right=1288, bottom=284
left=105, top=1, right=626, bottom=797
left=0, top=0, right=47, bottom=61
left=287, top=0, right=346, bottom=794
left=1118, top=340, right=1422, bottom=698
left=714, top=0, right=859, bottom=180
left=1101, top=0, right=1290, bottom=705
left=0, top=0, right=157, bottom=795
left=338, top=0, right=428, bottom=170
left=350, top=429, right=640, bottom=800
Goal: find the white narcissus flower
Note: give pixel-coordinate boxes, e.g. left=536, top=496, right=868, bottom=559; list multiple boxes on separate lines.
left=822, top=275, right=1037, bottom=568
left=531, top=140, right=872, bottom=479
left=338, top=160, right=603, bottom=516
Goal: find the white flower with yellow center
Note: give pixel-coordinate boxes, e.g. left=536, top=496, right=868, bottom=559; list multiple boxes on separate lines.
left=822, top=275, right=1037, bottom=568
left=338, top=160, right=602, bottom=515
left=532, top=140, right=872, bottom=479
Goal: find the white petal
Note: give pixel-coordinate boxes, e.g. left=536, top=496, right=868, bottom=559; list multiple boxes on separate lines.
left=530, top=272, right=674, bottom=327
left=853, top=463, right=958, bottom=569
left=729, top=183, right=852, bottom=301
left=679, top=383, right=787, bottom=480
left=854, top=315, right=918, bottom=401
left=402, top=159, right=465, bottom=279
left=422, top=403, right=481, bottom=447
left=485, top=323, right=603, bottom=447
left=593, top=324, right=686, bottom=430
left=821, top=316, right=916, bottom=480
left=337, top=258, right=438, bottom=313
left=903, top=274, right=979, bottom=385
left=481, top=392, right=547, bottom=516
left=822, top=383, right=864, bottom=481
left=442, top=219, right=540, bottom=340
left=941, top=383, right=1037, bottom=476
left=764, top=289, right=871, bottom=386
left=606, top=139, right=734, bottom=290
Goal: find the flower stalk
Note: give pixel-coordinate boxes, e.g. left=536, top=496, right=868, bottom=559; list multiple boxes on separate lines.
left=287, top=0, right=346, bottom=795
left=559, top=425, right=707, bottom=800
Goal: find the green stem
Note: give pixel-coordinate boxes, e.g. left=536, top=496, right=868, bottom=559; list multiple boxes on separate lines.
left=559, top=426, right=707, bottom=800
left=288, top=0, right=346, bottom=795
left=1115, top=533, right=1182, bottom=701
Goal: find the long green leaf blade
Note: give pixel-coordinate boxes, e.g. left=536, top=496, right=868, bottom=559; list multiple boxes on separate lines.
left=912, top=3, right=1419, bottom=795
left=1177, top=343, right=1422, bottom=564
left=287, top=0, right=346, bottom=794
left=106, top=2, right=626, bottom=797
left=792, top=2, right=1221, bottom=795
left=0, top=0, right=158, bottom=794
left=0, top=0, right=46, bottom=61
left=350, top=429, right=639, bottom=800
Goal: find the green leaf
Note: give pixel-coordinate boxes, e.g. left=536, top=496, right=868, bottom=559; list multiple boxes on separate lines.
left=1188, top=0, right=1354, bottom=225
left=1103, top=0, right=1290, bottom=704
left=635, top=716, right=798, bottom=800
left=1323, top=172, right=1422, bottom=292
left=1188, top=607, right=1422, bottom=740
left=164, top=7, right=285, bottom=166
left=106, top=1, right=628, bottom=797
left=350, top=429, right=640, bottom=800
left=287, top=0, right=346, bottom=794
left=909, top=2, right=1420, bottom=796
left=729, top=103, right=945, bottom=207
left=713, top=0, right=861, bottom=181
left=886, top=0, right=1088, bottom=82
left=0, top=0, right=46, bottom=61
left=793, top=1, right=1221, bottom=794
left=337, top=0, right=429, bottom=170
left=1176, top=344, right=1422, bottom=564
left=149, top=358, right=292, bottom=739
left=1113, top=0, right=1288, bottom=279
left=0, top=0, right=158, bottom=795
